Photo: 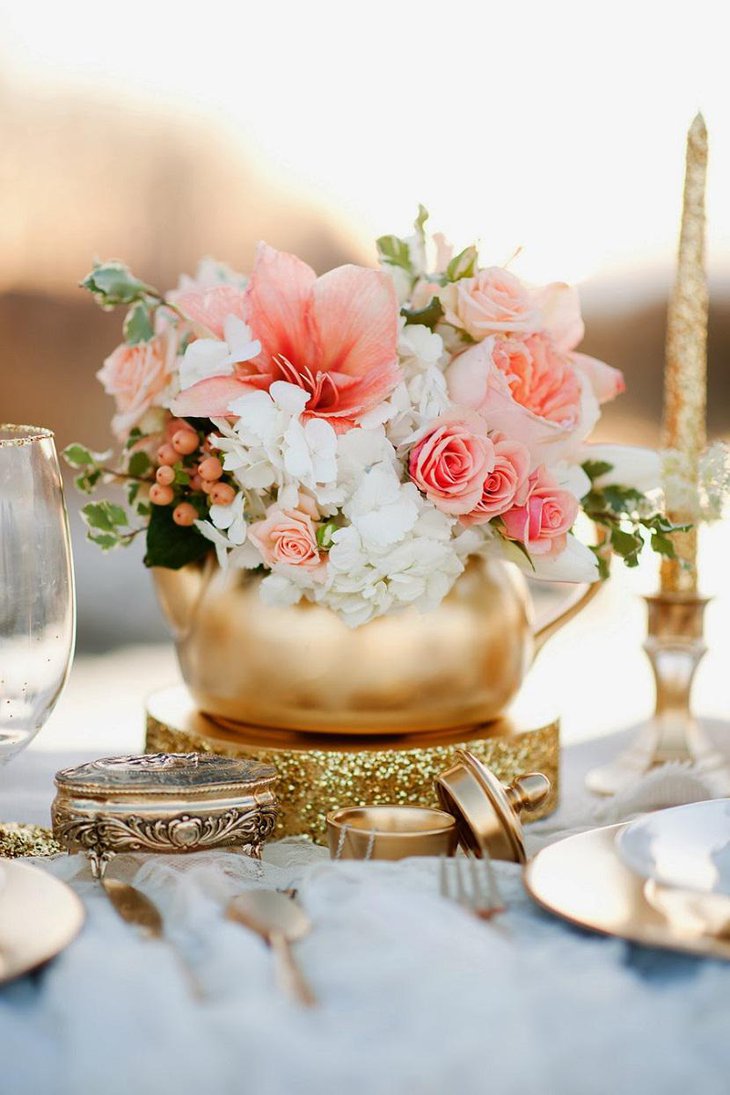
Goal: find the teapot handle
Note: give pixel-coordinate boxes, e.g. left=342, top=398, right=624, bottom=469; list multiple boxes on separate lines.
left=533, top=528, right=609, bottom=654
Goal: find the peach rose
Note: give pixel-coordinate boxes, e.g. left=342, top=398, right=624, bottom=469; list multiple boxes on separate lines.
left=97, top=333, right=175, bottom=440
left=492, top=333, right=582, bottom=427
left=409, top=419, right=495, bottom=515
left=440, top=267, right=538, bottom=340
left=461, top=435, right=530, bottom=526
left=501, top=466, right=579, bottom=557
left=248, top=503, right=324, bottom=572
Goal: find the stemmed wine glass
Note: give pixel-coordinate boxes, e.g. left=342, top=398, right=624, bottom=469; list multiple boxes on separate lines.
left=0, top=425, right=75, bottom=768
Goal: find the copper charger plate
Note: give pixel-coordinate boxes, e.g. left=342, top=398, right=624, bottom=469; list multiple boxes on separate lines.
left=0, top=859, right=85, bottom=984
left=524, top=823, right=730, bottom=961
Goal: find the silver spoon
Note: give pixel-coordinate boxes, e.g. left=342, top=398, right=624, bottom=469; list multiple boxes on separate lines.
left=226, top=889, right=316, bottom=1007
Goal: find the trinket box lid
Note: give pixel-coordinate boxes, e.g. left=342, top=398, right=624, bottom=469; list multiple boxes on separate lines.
left=54, top=752, right=277, bottom=799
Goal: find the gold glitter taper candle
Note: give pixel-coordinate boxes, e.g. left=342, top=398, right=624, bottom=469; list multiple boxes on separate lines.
left=661, top=113, right=709, bottom=594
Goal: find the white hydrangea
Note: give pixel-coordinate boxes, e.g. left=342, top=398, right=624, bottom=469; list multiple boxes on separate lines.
left=194, top=492, right=262, bottom=569
left=663, top=442, right=730, bottom=523
left=178, top=316, right=260, bottom=392
left=211, top=382, right=338, bottom=498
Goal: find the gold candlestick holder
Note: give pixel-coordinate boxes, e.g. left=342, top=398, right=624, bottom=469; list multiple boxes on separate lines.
left=586, top=591, right=730, bottom=795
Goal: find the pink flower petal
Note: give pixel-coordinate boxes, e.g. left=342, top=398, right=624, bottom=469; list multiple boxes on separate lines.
left=245, top=242, right=319, bottom=372
left=312, top=264, right=400, bottom=384
left=174, top=286, right=247, bottom=339
left=534, top=282, right=585, bottom=351
left=170, top=375, right=256, bottom=417
left=572, top=352, right=625, bottom=404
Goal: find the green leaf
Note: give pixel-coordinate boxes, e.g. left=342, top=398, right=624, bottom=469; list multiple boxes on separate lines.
left=590, top=545, right=611, bottom=581
left=602, top=484, right=643, bottom=513
left=400, top=296, right=444, bottom=330
left=127, top=450, right=152, bottom=478
left=414, top=204, right=429, bottom=245
left=63, top=443, right=94, bottom=469
left=124, top=427, right=144, bottom=451
left=123, top=301, right=155, bottom=344
left=581, top=459, right=614, bottom=483
left=143, top=503, right=210, bottom=570
left=173, top=465, right=190, bottom=486
left=316, top=521, right=338, bottom=550
left=610, top=526, right=643, bottom=565
left=88, top=532, right=120, bottom=551
left=446, top=245, right=478, bottom=282
left=81, top=501, right=129, bottom=533
left=375, top=235, right=414, bottom=276
left=74, top=469, right=102, bottom=495
left=651, top=530, right=677, bottom=558
left=80, top=262, right=158, bottom=310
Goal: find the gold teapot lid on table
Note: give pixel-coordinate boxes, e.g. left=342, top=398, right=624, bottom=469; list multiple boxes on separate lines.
left=435, top=749, right=550, bottom=863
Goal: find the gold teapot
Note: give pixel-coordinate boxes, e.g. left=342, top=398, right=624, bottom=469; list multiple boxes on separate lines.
left=153, top=555, right=599, bottom=736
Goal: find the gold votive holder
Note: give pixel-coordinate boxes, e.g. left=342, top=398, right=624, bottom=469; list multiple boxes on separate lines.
left=327, top=805, right=457, bottom=860
left=52, top=752, right=278, bottom=878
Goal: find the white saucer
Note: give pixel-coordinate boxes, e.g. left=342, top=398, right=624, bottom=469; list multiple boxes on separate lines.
left=616, top=799, right=730, bottom=895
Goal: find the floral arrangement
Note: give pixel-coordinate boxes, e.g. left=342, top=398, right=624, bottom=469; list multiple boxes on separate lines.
left=67, top=208, right=680, bottom=627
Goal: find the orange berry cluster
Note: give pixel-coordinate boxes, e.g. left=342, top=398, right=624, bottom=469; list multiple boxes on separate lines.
left=149, top=418, right=235, bottom=526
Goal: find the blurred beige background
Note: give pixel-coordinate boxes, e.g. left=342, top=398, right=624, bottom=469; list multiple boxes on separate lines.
left=1, top=0, right=728, bottom=650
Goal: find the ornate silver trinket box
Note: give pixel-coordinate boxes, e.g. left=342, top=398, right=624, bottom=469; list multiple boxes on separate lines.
left=52, top=753, right=278, bottom=877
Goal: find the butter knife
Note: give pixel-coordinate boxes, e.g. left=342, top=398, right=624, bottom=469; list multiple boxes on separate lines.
left=101, top=878, right=203, bottom=998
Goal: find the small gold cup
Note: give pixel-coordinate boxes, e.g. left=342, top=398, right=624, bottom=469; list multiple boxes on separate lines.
left=326, top=805, right=457, bottom=860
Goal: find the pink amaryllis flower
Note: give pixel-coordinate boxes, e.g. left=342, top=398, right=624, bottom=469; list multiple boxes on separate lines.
left=172, top=243, right=401, bottom=430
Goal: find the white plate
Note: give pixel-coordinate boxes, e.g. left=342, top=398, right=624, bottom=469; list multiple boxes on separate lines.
left=616, top=799, right=730, bottom=895
left=0, top=859, right=85, bottom=983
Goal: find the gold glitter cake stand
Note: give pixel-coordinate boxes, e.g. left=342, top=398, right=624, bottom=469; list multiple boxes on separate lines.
left=145, top=686, right=559, bottom=842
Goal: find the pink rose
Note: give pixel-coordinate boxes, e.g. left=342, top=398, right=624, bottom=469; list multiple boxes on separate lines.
left=409, top=419, right=495, bottom=515
left=97, top=332, right=175, bottom=440
left=492, top=333, right=582, bottom=427
left=501, top=466, right=579, bottom=557
left=461, top=435, right=530, bottom=526
left=248, top=503, right=324, bottom=572
left=440, top=267, right=538, bottom=340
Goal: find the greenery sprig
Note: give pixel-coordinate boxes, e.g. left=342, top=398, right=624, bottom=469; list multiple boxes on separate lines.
left=581, top=460, right=688, bottom=580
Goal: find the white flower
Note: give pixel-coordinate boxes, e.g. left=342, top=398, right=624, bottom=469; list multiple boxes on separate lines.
left=178, top=316, right=260, bottom=392
left=176, top=257, right=247, bottom=292
left=194, top=492, right=262, bottom=568
left=321, top=506, right=464, bottom=627
left=343, top=468, right=419, bottom=551
left=662, top=442, right=730, bottom=523
left=586, top=443, right=663, bottom=494
left=398, top=321, right=445, bottom=373
left=499, top=532, right=600, bottom=584
left=211, top=381, right=340, bottom=508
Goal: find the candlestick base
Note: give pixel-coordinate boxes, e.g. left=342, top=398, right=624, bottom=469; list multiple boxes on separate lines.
left=586, top=593, right=730, bottom=796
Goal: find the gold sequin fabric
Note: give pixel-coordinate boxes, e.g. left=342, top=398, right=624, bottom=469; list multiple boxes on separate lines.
left=0, top=823, right=63, bottom=859
left=146, top=715, right=559, bottom=843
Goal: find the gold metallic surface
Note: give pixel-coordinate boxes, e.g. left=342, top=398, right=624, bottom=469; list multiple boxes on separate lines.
left=524, top=823, right=730, bottom=961
left=0, top=822, right=63, bottom=859
left=153, top=555, right=592, bottom=735
left=145, top=685, right=559, bottom=841
left=0, top=859, right=85, bottom=984
left=326, top=805, right=457, bottom=860
left=586, top=592, right=730, bottom=795
left=661, top=114, right=708, bottom=594
left=435, top=750, right=550, bottom=863
left=52, top=752, right=279, bottom=877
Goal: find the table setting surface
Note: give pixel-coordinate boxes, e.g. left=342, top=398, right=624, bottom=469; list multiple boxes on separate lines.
left=2, top=636, right=730, bottom=1095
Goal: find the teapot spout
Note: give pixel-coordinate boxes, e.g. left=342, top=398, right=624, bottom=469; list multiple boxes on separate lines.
left=152, top=560, right=210, bottom=639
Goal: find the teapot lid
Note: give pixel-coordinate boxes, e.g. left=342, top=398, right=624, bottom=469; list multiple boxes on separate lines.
left=434, top=749, right=550, bottom=863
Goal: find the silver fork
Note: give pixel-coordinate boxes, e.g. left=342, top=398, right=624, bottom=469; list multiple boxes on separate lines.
left=439, top=849, right=506, bottom=919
